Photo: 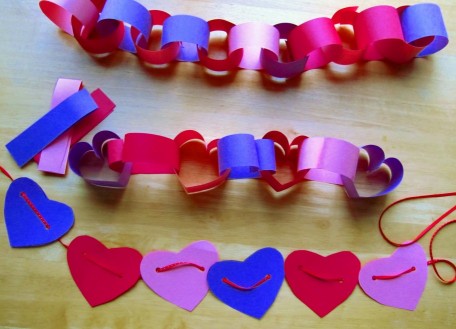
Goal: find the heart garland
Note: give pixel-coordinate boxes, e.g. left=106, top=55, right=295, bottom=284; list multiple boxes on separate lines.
left=0, top=167, right=454, bottom=316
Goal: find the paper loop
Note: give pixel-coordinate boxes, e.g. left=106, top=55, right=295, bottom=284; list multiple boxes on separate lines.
left=288, top=17, right=343, bottom=70
left=135, top=10, right=180, bottom=65
left=228, top=22, right=280, bottom=70
left=198, top=19, right=243, bottom=72
left=217, top=134, right=276, bottom=179
left=400, top=3, right=449, bottom=57
left=39, top=0, right=99, bottom=37
left=162, top=15, right=210, bottom=62
left=98, top=0, right=152, bottom=53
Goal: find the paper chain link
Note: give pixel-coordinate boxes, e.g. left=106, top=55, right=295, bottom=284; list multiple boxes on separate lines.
left=39, top=0, right=448, bottom=78
left=68, top=130, right=403, bottom=198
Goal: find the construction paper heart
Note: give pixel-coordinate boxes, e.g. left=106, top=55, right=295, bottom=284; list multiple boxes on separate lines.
left=174, top=130, right=229, bottom=193
left=285, top=250, right=361, bottom=317
left=4, top=177, right=74, bottom=247
left=69, top=130, right=132, bottom=188
left=358, top=243, right=428, bottom=310
left=140, top=240, right=219, bottom=311
left=207, top=247, right=284, bottom=319
left=67, top=235, right=143, bottom=307
left=343, top=145, right=404, bottom=198
left=260, top=131, right=308, bottom=192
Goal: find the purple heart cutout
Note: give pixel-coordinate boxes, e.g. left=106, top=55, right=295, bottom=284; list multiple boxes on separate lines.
left=358, top=243, right=428, bottom=310
left=4, top=177, right=74, bottom=247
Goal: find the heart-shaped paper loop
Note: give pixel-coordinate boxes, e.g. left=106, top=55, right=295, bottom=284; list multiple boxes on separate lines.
left=359, top=243, right=428, bottom=311
left=260, top=131, right=308, bottom=192
left=4, top=177, right=74, bottom=248
left=174, top=130, right=230, bottom=194
left=285, top=250, right=361, bottom=317
left=207, top=247, right=284, bottom=319
left=69, top=130, right=132, bottom=188
left=67, top=235, right=143, bottom=307
left=140, top=240, right=219, bottom=311
left=343, top=145, right=404, bottom=198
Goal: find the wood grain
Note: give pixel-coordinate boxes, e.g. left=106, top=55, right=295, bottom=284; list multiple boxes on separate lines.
left=0, top=1, right=455, bottom=328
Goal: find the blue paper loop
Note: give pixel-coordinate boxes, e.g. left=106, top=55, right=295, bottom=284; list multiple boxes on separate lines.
left=218, top=134, right=276, bottom=179
left=162, top=15, right=210, bottom=62
left=99, top=0, right=152, bottom=53
left=400, top=3, right=449, bottom=57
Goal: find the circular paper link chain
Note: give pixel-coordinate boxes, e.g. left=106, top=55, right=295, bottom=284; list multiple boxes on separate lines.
left=378, top=192, right=456, bottom=284
left=68, top=130, right=404, bottom=198
left=39, top=0, right=449, bottom=79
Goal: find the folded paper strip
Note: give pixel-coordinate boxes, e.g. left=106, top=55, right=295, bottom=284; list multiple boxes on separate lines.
left=39, top=1, right=448, bottom=78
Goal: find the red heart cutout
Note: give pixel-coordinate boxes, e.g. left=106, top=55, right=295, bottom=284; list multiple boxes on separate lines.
left=174, top=130, right=229, bottom=193
left=260, top=131, right=308, bottom=192
left=67, top=235, right=143, bottom=307
left=285, top=250, right=360, bottom=317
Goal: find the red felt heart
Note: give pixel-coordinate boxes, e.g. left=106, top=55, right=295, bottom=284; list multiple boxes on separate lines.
left=67, top=235, right=143, bottom=307
left=285, top=250, right=360, bottom=317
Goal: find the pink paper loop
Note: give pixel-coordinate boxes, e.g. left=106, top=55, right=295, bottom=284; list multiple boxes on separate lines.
left=298, top=137, right=359, bottom=185
left=162, top=15, right=210, bottom=62
left=39, top=0, right=99, bottom=37
left=228, top=22, right=280, bottom=70
left=288, top=17, right=343, bottom=70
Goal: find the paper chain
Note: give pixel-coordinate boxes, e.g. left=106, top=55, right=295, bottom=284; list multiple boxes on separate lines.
left=39, top=1, right=448, bottom=78
left=1, top=169, right=455, bottom=317
left=3, top=78, right=403, bottom=198
left=68, top=129, right=404, bottom=198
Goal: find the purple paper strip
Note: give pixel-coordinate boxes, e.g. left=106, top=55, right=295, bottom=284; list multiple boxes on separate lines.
left=99, top=0, right=152, bottom=53
left=162, top=15, right=209, bottom=62
left=6, top=89, right=97, bottom=167
left=400, top=3, right=449, bottom=57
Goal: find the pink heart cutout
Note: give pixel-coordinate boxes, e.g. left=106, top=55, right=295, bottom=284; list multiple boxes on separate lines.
left=140, top=241, right=219, bottom=311
left=358, top=243, right=428, bottom=310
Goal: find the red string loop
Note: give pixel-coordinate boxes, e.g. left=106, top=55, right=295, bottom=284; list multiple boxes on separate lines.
left=379, top=192, right=456, bottom=284
left=0, top=165, right=14, bottom=181
left=156, top=262, right=205, bottom=273
left=222, top=274, right=272, bottom=291
left=300, top=266, right=343, bottom=282
left=372, top=266, right=416, bottom=281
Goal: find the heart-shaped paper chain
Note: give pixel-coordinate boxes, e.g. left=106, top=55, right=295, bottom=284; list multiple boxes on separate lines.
left=69, top=130, right=403, bottom=198
left=39, top=1, right=448, bottom=78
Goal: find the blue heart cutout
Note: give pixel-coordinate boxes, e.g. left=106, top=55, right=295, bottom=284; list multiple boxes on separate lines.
left=4, top=177, right=74, bottom=247
left=207, top=247, right=284, bottom=319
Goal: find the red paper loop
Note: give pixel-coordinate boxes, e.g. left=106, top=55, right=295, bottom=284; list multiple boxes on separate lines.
left=198, top=19, right=243, bottom=72
left=378, top=192, right=456, bottom=283
left=135, top=10, right=180, bottom=65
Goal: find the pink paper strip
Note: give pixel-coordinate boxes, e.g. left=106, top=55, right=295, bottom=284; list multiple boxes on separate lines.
left=228, top=22, right=280, bottom=70
left=38, top=79, right=83, bottom=174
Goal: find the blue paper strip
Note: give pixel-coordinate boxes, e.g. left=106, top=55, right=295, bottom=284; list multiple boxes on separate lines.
left=6, top=89, right=98, bottom=167
left=218, top=134, right=260, bottom=179
left=255, top=139, right=276, bottom=172
left=162, top=15, right=209, bottom=62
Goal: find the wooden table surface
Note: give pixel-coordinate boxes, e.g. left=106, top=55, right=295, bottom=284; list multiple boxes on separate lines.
left=1, top=0, right=455, bottom=328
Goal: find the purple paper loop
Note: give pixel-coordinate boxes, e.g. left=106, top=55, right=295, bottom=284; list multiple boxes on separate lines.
left=298, top=137, right=360, bottom=185
left=162, top=15, right=210, bottom=62
left=98, top=0, right=152, bottom=53
left=400, top=3, right=449, bottom=57
left=218, top=134, right=276, bottom=179
left=228, top=22, right=280, bottom=70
